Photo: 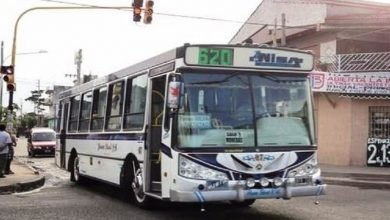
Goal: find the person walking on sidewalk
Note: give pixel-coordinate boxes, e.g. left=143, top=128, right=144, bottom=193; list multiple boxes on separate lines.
left=5, top=128, right=17, bottom=175
left=0, top=124, right=12, bottom=178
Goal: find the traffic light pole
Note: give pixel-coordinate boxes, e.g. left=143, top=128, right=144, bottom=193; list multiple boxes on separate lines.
left=8, top=91, right=13, bottom=111
left=0, top=41, right=3, bottom=109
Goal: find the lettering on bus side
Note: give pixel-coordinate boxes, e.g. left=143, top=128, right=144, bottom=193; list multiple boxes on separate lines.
left=249, top=50, right=303, bottom=68
left=97, top=143, right=118, bottom=152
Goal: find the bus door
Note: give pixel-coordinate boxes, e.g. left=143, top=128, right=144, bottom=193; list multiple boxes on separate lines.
left=60, top=102, right=69, bottom=169
left=147, top=75, right=166, bottom=193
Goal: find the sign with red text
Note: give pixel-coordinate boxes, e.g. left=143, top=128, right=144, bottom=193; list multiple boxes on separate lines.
left=311, top=71, right=390, bottom=95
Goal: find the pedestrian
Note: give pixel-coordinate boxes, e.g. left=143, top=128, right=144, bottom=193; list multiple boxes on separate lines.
left=0, top=124, right=12, bottom=178
left=5, top=128, right=17, bottom=175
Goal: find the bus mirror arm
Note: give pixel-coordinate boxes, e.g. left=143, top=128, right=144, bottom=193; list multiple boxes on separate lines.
left=169, top=108, right=179, bottom=117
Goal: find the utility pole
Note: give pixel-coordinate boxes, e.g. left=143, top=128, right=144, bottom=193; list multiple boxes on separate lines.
left=0, top=41, right=3, bottom=109
left=272, top=18, right=278, bottom=47
left=74, top=49, right=82, bottom=85
left=281, top=13, right=287, bottom=47
left=37, top=79, right=41, bottom=126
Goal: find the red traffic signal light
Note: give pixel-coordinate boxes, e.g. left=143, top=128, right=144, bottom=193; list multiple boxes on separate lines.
left=143, top=0, right=154, bottom=24
left=1, top=65, right=13, bottom=74
left=1, top=65, right=16, bottom=91
left=133, top=0, right=143, bottom=22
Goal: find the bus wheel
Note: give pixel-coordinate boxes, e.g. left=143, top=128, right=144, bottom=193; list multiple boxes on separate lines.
left=70, top=154, right=84, bottom=184
left=126, top=159, right=154, bottom=208
left=230, top=199, right=256, bottom=207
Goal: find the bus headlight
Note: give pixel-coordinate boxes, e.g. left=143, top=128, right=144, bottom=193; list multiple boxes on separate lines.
left=179, top=155, right=228, bottom=181
left=273, top=177, right=283, bottom=187
left=246, top=178, right=256, bottom=188
left=260, top=177, right=269, bottom=187
left=287, top=155, right=319, bottom=178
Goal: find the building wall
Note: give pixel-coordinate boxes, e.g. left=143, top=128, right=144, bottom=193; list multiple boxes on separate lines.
left=315, top=93, right=352, bottom=166
left=230, top=0, right=327, bottom=44
left=315, top=93, right=390, bottom=166
left=350, top=99, right=390, bottom=166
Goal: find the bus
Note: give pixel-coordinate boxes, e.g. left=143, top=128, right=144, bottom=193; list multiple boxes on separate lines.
left=55, top=44, right=326, bottom=208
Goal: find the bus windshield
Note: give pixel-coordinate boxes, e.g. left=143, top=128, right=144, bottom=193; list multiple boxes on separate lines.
left=177, top=71, right=315, bottom=149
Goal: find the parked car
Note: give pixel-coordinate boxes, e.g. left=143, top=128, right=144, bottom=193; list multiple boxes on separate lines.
left=27, top=127, right=56, bottom=157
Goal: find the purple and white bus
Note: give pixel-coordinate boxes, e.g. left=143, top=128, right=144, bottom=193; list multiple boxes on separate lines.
left=55, top=44, right=326, bottom=209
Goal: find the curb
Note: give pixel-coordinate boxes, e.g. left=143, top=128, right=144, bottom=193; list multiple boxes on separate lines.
left=0, top=176, right=45, bottom=195
left=323, top=177, right=390, bottom=190
left=0, top=157, right=46, bottom=195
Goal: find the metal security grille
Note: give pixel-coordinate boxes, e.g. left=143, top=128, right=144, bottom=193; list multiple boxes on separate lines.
left=369, top=106, right=390, bottom=138
left=322, top=52, right=390, bottom=73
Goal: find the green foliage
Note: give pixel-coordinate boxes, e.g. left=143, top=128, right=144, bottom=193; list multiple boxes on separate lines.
left=0, top=104, right=19, bottom=123
left=20, top=112, right=37, bottom=129
left=25, top=89, right=51, bottom=114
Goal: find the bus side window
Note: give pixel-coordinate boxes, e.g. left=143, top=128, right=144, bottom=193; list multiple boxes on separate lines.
left=124, top=74, right=147, bottom=130
left=68, top=95, right=80, bottom=132
left=91, top=86, right=107, bottom=131
left=106, top=81, right=124, bottom=130
left=79, top=91, right=93, bottom=132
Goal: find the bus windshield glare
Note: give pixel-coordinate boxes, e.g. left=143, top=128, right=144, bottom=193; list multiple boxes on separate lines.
left=177, top=71, right=315, bottom=149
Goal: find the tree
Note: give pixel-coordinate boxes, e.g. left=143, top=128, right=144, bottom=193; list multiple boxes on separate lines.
left=25, top=89, right=51, bottom=114
left=20, top=112, right=37, bottom=129
left=0, top=104, right=20, bottom=123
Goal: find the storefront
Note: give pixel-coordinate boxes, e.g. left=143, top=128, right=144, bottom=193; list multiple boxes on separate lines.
left=311, top=71, right=390, bottom=167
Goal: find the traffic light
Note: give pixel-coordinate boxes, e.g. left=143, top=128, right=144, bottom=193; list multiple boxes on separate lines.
left=133, top=0, right=143, bottom=22
left=143, top=0, right=154, bottom=24
left=1, top=65, right=16, bottom=91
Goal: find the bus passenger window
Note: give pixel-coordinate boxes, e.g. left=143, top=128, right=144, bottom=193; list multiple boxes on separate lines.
left=124, top=74, right=147, bottom=130
left=79, top=91, right=92, bottom=131
left=68, top=95, right=80, bottom=132
left=106, top=81, right=124, bottom=130
left=91, top=86, right=107, bottom=131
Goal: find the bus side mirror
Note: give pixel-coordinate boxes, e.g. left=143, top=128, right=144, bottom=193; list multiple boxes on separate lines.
left=167, top=81, right=183, bottom=110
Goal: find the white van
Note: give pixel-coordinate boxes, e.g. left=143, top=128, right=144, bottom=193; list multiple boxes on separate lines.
left=27, top=127, right=56, bottom=157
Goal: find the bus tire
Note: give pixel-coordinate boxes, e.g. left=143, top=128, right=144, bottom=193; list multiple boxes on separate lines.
left=123, top=158, right=155, bottom=209
left=70, top=153, right=85, bottom=184
left=230, top=199, right=256, bottom=207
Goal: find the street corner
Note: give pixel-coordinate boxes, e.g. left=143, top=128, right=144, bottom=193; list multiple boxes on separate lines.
left=0, top=158, right=45, bottom=195
left=0, top=175, right=45, bottom=195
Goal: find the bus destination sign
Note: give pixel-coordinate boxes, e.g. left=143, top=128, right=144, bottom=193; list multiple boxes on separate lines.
left=185, top=46, right=314, bottom=71
left=198, top=48, right=234, bottom=66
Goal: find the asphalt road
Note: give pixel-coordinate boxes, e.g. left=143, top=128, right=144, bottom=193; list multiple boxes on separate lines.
left=2, top=137, right=389, bottom=220
left=0, top=180, right=389, bottom=220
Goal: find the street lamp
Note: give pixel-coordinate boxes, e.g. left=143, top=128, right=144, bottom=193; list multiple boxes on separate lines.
left=3, top=50, right=48, bottom=63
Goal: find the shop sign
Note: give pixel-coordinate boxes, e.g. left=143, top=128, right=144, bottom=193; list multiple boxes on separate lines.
left=311, top=71, right=390, bottom=95
left=367, top=138, right=390, bottom=167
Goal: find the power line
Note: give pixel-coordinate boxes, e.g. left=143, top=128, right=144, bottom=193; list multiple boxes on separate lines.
left=38, top=0, right=319, bottom=29
left=37, top=0, right=390, bottom=44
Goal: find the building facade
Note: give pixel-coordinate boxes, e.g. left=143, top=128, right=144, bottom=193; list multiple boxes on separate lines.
left=230, top=0, right=390, bottom=167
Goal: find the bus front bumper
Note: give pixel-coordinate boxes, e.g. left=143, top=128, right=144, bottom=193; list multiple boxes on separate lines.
left=170, top=184, right=327, bottom=202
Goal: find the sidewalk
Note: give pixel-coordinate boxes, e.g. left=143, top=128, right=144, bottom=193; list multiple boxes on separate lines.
left=0, top=159, right=45, bottom=195
left=321, top=164, right=390, bottom=190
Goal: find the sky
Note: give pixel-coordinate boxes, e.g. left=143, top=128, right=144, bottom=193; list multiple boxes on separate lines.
left=0, top=0, right=261, bottom=114
left=1, top=0, right=389, bottom=114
